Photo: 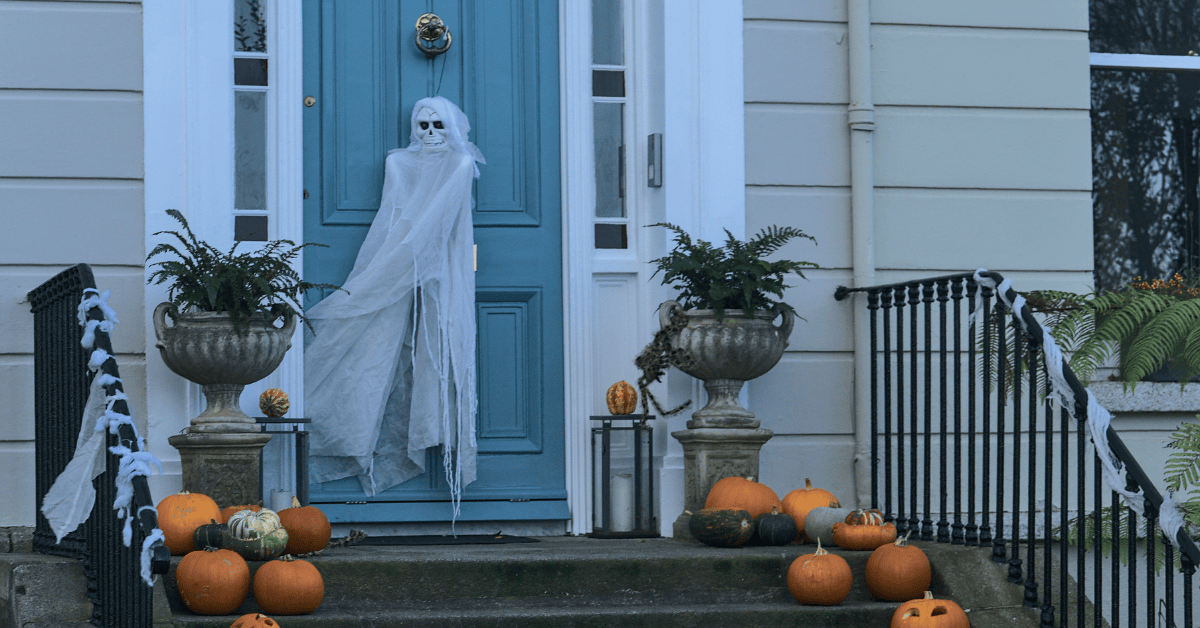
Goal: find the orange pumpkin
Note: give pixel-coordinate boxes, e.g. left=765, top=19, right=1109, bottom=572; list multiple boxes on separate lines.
left=891, top=591, right=970, bottom=628
left=781, top=478, right=840, bottom=541
left=175, top=547, right=250, bottom=615
left=832, top=521, right=897, bottom=550
left=252, top=556, right=325, bottom=615
left=230, top=613, right=279, bottom=628
left=157, top=491, right=222, bottom=554
left=786, top=539, right=853, bottom=605
left=259, top=388, right=290, bottom=417
left=866, top=532, right=932, bottom=602
left=704, top=476, right=783, bottom=519
left=606, top=381, right=637, bottom=415
left=277, top=496, right=332, bottom=555
left=220, top=504, right=262, bottom=524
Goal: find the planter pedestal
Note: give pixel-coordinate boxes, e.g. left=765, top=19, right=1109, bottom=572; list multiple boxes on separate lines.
left=169, top=431, right=271, bottom=508
left=671, top=427, right=773, bottom=538
left=154, top=304, right=295, bottom=507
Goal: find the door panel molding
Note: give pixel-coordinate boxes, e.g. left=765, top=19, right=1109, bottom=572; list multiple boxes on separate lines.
left=464, top=0, right=540, bottom=226
left=476, top=288, right=543, bottom=452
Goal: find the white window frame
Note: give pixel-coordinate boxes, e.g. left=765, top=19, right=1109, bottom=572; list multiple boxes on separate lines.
left=144, top=0, right=303, bottom=497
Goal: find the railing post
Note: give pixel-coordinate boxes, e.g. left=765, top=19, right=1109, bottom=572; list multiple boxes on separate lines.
left=1023, top=335, right=1037, bottom=607
left=1009, top=321, right=1024, bottom=583
left=936, top=279, right=950, bottom=543
left=951, top=278, right=965, bottom=545
left=979, top=284, right=993, bottom=547
left=894, top=285, right=908, bottom=535
left=868, top=289, right=880, bottom=510
left=881, top=289, right=894, bottom=525
left=909, top=284, right=921, bottom=536
left=994, top=302, right=1008, bottom=564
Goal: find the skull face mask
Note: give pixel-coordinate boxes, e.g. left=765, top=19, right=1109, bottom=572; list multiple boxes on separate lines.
left=415, top=106, right=448, bottom=151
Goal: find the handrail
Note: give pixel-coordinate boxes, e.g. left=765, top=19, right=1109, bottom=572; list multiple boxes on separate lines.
left=838, top=269, right=1200, bottom=627
left=29, top=264, right=169, bottom=628
left=80, top=278, right=170, bottom=573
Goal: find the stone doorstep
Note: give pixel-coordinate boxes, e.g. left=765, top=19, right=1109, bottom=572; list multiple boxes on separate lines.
left=166, top=537, right=1042, bottom=628
left=0, top=551, right=174, bottom=628
left=3, top=536, right=1047, bottom=628
left=0, top=528, right=32, bottom=554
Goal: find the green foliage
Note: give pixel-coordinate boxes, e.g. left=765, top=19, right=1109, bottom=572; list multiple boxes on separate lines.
left=980, top=279, right=1200, bottom=397
left=1057, top=416, right=1200, bottom=573
left=1056, top=505, right=1141, bottom=567
left=648, top=222, right=817, bottom=321
left=146, top=209, right=343, bottom=334
left=1039, top=286, right=1200, bottom=390
left=1165, top=420, right=1200, bottom=532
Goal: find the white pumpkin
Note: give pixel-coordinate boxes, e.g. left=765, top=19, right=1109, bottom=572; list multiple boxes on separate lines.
left=803, top=506, right=854, bottom=545
left=227, top=507, right=282, bottom=540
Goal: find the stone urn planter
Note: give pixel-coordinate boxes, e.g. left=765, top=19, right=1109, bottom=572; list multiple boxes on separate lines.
left=154, top=302, right=296, bottom=433
left=659, top=300, right=793, bottom=429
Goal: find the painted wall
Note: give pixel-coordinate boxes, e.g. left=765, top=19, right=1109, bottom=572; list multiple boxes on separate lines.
left=0, top=0, right=146, bottom=527
left=743, top=0, right=1094, bottom=506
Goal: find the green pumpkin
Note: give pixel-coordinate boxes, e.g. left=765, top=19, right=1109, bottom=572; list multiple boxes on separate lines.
left=219, top=527, right=289, bottom=561
left=754, top=505, right=798, bottom=546
left=688, top=508, right=754, bottom=548
left=192, top=521, right=227, bottom=551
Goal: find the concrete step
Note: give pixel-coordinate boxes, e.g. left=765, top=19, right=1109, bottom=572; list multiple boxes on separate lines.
left=163, top=536, right=1044, bottom=628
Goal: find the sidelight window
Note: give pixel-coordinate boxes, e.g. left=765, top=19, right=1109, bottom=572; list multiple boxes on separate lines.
left=234, top=0, right=271, bottom=241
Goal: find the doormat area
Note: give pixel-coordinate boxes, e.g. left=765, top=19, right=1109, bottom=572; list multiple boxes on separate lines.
left=358, top=534, right=539, bottom=546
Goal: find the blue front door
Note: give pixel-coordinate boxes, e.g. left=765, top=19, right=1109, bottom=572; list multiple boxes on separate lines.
left=302, top=0, right=566, bottom=523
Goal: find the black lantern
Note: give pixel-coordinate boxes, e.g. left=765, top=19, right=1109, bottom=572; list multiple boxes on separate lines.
left=589, top=415, right=658, bottom=538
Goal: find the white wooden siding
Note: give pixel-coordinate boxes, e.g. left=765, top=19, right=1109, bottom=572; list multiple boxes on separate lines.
left=0, top=2, right=142, bottom=91
left=744, top=0, right=1092, bottom=507
left=0, top=1, right=144, bottom=527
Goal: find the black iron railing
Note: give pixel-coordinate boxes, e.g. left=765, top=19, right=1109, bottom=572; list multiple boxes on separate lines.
left=837, top=270, right=1200, bottom=628
left=29, top=264, right=170, bottom=628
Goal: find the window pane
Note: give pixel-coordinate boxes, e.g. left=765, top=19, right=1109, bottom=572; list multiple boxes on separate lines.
left=235, top=215, right=269, bottom=241
left=234, top=58, right=268, bottom=86
left=592, top=70, right=624, bottom=97
left=594, top=102, right=624, bottom=218
left=595, top=224, right=627, bottom=249
left=1090, top=0, right=1200, bottom=55
left=235, top=0, right=267, bottom=53
left=1092, top=69, right=1200, bottom=290
left=235, top=91, right=268, bottom=210
left=592, top=0, right=622, bottom=65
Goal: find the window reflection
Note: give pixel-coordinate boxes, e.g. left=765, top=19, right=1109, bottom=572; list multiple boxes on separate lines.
left=235, top=0, right=267, bottom=53
left=1092, top=69, right=1200, bottom=291
left=1090, top=0, right=1200, bottom=55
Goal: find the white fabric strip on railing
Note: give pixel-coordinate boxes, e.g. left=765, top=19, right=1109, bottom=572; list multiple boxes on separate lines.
left=40, top=288, right=164, bottom=586
left=972, top=268, right=1184, bottom=548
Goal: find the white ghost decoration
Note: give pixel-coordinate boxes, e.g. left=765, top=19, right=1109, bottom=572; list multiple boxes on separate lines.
left=305, top=97, right=485, bottom=523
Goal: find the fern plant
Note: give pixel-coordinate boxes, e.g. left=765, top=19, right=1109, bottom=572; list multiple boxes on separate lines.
left=1165, top=420, right=1200, bottom=532
left=648, top=222, right=817, bottom=321
left=146, top=209, right=342, bottom=334
left=981, top=274, right=1200, bottom=395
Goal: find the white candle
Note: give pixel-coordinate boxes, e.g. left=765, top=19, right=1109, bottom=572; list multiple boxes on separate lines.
left=270, top=489, right=293, bottom=512
left=610, top=473, right=635, bottom=532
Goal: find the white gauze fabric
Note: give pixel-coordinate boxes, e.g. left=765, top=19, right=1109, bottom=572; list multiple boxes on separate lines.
left=972, top=268, right=1184, bottom=546
left=305, top=97, right=484, bottom=520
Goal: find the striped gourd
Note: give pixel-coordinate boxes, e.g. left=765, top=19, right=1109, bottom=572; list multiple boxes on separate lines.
left=606, top=381, right=637, bottom=415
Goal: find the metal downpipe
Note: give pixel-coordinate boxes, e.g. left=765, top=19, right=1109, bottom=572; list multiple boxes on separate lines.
left=848, top=0, right=877, bottom=509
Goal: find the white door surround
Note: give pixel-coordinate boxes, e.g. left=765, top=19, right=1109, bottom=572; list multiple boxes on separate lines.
left=142, top=0, right=746, bottom=536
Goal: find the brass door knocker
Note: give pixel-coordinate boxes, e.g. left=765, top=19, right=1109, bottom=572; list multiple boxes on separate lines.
left=415, top=13, right=452, bottom=58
